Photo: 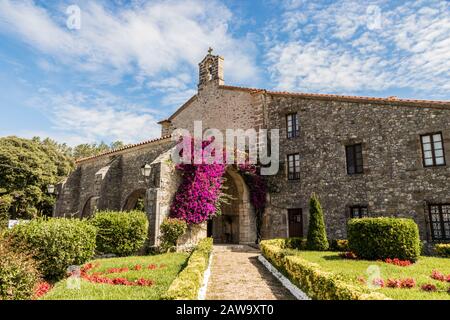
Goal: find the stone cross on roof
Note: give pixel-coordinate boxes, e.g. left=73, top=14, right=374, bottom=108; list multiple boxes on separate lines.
left=208, top=47, right=213, bottom=55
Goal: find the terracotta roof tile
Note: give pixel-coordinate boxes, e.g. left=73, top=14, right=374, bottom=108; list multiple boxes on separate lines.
left=218, top=85, right=450, bottom=107
left=75, top=135, right=172, bottom=164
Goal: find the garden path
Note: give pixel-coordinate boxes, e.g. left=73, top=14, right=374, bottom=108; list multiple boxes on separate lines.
left=206, top=245, right=295, bottom=300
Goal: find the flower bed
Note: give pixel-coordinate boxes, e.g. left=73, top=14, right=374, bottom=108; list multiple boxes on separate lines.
left=41, top=253, right=188, bottom=300
left=261, top=239, right=450, bottom=300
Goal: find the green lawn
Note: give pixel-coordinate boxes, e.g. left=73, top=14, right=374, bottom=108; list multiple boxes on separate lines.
left=286, top=249, right=450, bottom=300
left=42, top=253, right=188, bottom=300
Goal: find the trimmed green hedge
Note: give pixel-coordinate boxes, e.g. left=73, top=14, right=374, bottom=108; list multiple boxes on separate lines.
left=348, top=217, right=421, bottom=261
left=89, top=210, right=148, bottom=256
left=163, top=237, right=213, bottom=300
left=435, top=243, right=450, bottom=258
left=260, top=239, right=388, bottom=300
left=261, top=238, right=306, bottom=250
left=9, top=218, right=96, bottom=280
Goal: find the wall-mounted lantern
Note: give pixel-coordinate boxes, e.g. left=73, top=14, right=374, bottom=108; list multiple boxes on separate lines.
left=47, top=184, right=55, bottom=194
left=140, top=163, right=152, bottom=178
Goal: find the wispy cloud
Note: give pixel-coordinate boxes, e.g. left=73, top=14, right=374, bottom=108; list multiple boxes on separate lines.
left=265, top=0, right=450, bottom=98
left=0, top=0, right=260, bottom=85
left=27, top=90, right=161, bottom=145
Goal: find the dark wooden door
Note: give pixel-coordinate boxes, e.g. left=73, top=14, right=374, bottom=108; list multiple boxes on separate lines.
left=288, top=209, right=303, bottom=237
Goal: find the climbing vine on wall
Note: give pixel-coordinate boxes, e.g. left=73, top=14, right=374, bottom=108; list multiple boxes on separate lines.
left=170, top=138, right=267, bottom=243
left=237, top=163, right=267, bottom=243
left=170, top=139, right=226, bottom=224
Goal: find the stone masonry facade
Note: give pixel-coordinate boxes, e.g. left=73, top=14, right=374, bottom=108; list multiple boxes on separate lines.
left=56, top=50, right=450, bottom=247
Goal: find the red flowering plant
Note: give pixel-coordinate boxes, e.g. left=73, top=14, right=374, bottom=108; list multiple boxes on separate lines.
left=384, top=258, right=412, bottom=267
left=430, top=270, right=450, bottom=282
left=421, top=283, right=437, bottom=292
left=386, top=278, right=416, bottom=289
left=79, top=262, right=159, bottom=287
left=34, top=281, right=52, bottom=298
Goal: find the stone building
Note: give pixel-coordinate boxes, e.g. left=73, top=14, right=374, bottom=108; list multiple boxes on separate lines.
left=56, top=50, right=450, bottom=246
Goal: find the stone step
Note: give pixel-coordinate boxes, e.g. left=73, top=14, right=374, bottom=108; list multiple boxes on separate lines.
left=213, top=244, right=260, bottom=253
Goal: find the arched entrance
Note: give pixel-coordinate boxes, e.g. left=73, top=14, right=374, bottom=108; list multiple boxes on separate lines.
left=122, top=189, right=146, bottom=212
left=81, top=196, right=98, bottom=218
left=207, top=168, right=256, bottom=244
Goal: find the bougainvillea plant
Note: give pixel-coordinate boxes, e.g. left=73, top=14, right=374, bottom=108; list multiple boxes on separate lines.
left=237, top=163, right=267, bottom=243
left=170, top=138, right=226, bottom=224
left=170, top=137, right=267, bottom=240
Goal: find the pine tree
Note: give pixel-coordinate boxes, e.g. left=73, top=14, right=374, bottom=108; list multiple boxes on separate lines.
left=306, top=193, right=329, bottom=251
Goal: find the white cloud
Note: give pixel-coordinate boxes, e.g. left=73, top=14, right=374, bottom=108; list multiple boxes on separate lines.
left=27, top=90, right=161, bottom=145
left=266, top=0, right=450, bottom=97
left=0, top=0, right=259, bottom=85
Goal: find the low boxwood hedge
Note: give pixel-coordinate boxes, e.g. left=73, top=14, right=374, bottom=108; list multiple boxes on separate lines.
left=9, top=218, right=96, bottom=280
left=163, top=237, right=213, bottom=300
left=347, top=217, right=421, bottom=261
left=260, top=239, right=388, bottom=300
left=89, top=210, right=148, bottom=256
left=262, top=237, right=306, bottom=250
left=434, top=243, right=450, bottom=258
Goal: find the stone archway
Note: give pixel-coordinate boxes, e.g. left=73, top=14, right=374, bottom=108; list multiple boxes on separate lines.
left=122, top=189, right=147, bottom=212
left=208, top=168, right=256, bottom=244
left=81, top=196, right=98, bottom=218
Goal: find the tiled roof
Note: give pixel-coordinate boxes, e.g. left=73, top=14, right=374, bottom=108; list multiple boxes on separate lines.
left=75, top=135, right=172, bottom=164
left=218, top=85, right=450, bottom=107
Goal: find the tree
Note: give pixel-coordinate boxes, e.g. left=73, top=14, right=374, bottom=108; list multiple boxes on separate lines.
left=0, top=136, right=74, bottom=220
left=71, top=141, right=124, bottom=159
left=306, top=193, right=329, bottom=251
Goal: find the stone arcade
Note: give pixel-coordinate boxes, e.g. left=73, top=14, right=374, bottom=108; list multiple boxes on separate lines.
left=55, top=50, right=450, bottom=247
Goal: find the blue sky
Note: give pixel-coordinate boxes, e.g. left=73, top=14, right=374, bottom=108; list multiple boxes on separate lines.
left=0, top=0, right=449, bottom=146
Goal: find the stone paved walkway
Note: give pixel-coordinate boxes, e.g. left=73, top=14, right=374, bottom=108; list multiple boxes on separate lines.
left=206, top=245, right=295, bottom=300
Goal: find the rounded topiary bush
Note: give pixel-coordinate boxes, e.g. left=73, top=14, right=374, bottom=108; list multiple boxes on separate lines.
left=90, top=210, right=148, bottom=256
left=8, top=218, right=96, bottom=280
left=348, top=217, right=421, bottom=261
left=159, top=217, right=187, bottom=252
left=0, top=238, right=41, bottom=300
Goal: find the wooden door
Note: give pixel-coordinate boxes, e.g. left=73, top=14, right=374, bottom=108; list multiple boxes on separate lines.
left=288, top=208, right=303, bottom=237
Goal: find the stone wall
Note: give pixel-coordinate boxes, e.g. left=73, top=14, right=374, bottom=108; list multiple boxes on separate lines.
left=166, top=83, right=265, bottom=135
left=264, top=95, right=450, bottom=241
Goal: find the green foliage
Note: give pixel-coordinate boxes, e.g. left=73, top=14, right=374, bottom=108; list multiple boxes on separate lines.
left=434, top=243, right=450, bottom=258
left=0, top=195, right=13, bottom=230
left=163, top=238, right=213, bottom=300
left=0, top=238, right=42, bottom=300
left=8, top=218, right=96, bottom=280
left=90, top=210, right=148, bottom=256
left=72, top=141, right=124, bottom=160
left=260, top=240, right=388, bottom=300
left=348, top=217, right=421, bottom=261
left=329, top=239, right=349, bottom=252
left=0, top=136, right=74, bottom=219
left=159, top=218, right=187, bottom=252
left=262, top=237, right=306, bottom=250
left=306, top=193, right=329, bottom=251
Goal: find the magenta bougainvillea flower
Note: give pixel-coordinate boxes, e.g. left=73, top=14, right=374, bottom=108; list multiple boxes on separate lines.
left=170, top=137, right=267, bottom=230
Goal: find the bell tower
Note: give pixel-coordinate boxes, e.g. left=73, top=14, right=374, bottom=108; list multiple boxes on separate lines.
left=198, top=47, right=224, bottom=89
